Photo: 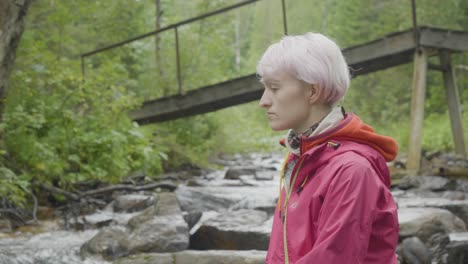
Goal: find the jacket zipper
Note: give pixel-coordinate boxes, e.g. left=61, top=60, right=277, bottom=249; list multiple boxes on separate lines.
left=282, top=157, right=305, bottom=264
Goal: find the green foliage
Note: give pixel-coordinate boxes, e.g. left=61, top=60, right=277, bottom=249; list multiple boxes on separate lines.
left=0, top=168, right=29, bottom=206
left=4, top=63, right=162, bottom=190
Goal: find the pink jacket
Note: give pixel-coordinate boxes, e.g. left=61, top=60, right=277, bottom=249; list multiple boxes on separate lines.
left=266, top=114, right=399, bottom=264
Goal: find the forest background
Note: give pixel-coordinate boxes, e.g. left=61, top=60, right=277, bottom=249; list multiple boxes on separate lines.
left=0, top=0, right=467, bottom=206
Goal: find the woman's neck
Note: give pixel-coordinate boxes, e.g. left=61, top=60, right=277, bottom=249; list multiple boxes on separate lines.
left=293, top=103, right=332, bottom=134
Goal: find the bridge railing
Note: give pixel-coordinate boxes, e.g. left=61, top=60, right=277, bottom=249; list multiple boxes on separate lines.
left=80, top=0, right=290, bottom=98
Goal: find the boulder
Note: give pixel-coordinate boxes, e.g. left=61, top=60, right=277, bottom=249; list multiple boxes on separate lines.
left=396, top=237, right=432, bottom=264
left=80, top=226, right=129, bottom=261
left=398, top=207, right=466, bottom=242
left=175, top=186, right=237, bottom=213
left=124, top=214, right=189, bottom=254
left=190, top=209, right=271, bottom=250
left=397, top=197, right=468, bottom=226
left=446, top=232, right=468, bottom=264
left=124, top=192, right=189, bottom=254
left=398, top=175, right=454, bottom=191
left=225, top=167, right=257, bottom=180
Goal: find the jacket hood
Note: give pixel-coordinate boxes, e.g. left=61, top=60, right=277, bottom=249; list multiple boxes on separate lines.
left=281, top=113, right=398, bottom=162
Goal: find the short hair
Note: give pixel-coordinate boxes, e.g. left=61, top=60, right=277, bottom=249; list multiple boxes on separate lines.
left=256, top=33, right=350, bottom=105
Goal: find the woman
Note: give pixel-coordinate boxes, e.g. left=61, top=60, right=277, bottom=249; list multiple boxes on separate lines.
left=257, top=33, right=399, bottom=264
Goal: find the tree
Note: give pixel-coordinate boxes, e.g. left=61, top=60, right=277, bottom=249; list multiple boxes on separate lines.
left=0, top=0, right=33, bottom=118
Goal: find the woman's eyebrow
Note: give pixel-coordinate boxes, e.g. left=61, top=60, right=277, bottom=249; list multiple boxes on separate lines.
left=264, top=79, right=281, bottom=86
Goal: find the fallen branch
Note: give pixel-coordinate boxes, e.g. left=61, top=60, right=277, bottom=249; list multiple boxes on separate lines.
left=37, top=183, right=80, bottom=200
left=37, top=181, right=177, bottom=201
left=81, top=181, right=177, bottom=197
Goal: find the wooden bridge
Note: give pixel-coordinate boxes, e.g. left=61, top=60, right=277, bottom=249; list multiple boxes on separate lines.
left=81, top=0, right=468, bottom=175
left=129, top=27, right=467, bottom=124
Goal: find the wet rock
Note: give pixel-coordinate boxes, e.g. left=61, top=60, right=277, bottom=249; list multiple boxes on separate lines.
left=190, top=209, right=271, bottom=250
left=229, top=196, right=276, bottom=216
left=427, top=232, right=450, bottom=264
left=398, top=175, right=454, bottom=191
left=114, top=194, right=156, bottom=213
left=456, top=179, right=468, bottom=193
left=174, top=250, right=267, bottom=264
left=176, top=186, right=237, bottom=213
left=124, top=214, right=189, bottom=254
left=80, top=226, right=129, bottom=261
left=397, top=237, right=431, bottom=264
left=183, top=211, right=202, bottom=230
left=442, top=191, right=466, bottom=200
left=398, top=207, right=466, bottom=242
left=446, top=232, right=468, bottom=264
left=396, top=197, right=468, bottom=226
left=124, top=192, right=189, bottom=254
left=225, top=167, right=257, bottom=180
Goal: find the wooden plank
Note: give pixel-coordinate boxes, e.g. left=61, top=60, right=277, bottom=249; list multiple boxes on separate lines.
left=407, top=48, right=428, bottom=175
left=440, top=50, right=467, bottom=157
left=420, top=27, right=468, bottom=52
left=130, top=74, right=262, bottom=124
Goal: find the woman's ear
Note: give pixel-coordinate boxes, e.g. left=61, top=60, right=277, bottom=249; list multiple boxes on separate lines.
left=307, top=84, right=321, bottom=104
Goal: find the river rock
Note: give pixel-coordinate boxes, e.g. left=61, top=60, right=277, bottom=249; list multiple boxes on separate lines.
left=183, top=211, right=202, bottom=230
left=446, top=232, right=468, bottom=264
left=114, top=194, right=156, bottom=213
left=398, top=207, right=466, bottom=242
left=398, top=175, right=454, bottom=191
left=397, top=197, right=468, bottom=226
left=176, top=185, right=237, bottom=213
left=80, top=226, right=129, bottom=261
left=427, top=232, right=450, bottom=264
left=190, top=209, right=271, bottom=250
left=229, top=195, right=276, bottom=216
left=225, top=167, right=257, bottom=180
left=396, top=237, right=432, bottom=264
left=124, top=192, right=189, bottom=254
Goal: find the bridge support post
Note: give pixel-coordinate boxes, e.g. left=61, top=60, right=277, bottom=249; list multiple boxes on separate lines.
left=440, top=50, right=467, bottom=158
left=407, top=48, right=428, bottom=176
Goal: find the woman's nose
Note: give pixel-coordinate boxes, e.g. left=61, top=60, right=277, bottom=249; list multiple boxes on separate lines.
left=259, top=90, right=271, bottom=108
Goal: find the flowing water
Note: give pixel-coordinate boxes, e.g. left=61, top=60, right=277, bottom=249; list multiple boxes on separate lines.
left=0, top=228, right=110, bottom=264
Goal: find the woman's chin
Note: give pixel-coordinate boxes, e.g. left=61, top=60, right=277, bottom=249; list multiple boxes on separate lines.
left=269, top=123, right=289, bottom=132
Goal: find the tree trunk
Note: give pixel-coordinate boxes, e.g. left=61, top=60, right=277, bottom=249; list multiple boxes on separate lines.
left=0, top=0, right=33, bottom=118
left=155, top=0, right=168, bottom=96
